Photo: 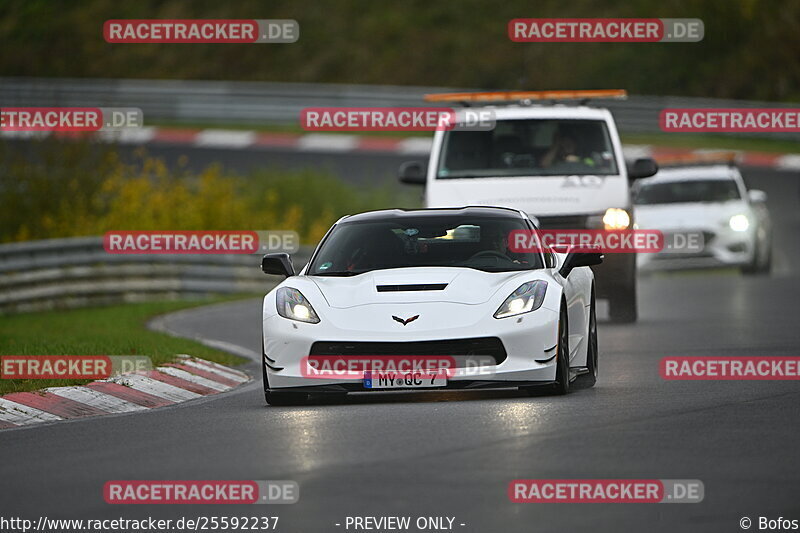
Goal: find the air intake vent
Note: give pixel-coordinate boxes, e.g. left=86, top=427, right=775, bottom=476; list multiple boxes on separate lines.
left=376, top=283, right=448, bottom=292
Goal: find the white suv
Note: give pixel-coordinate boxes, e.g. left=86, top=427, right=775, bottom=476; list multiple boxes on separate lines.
left=399, top=92, right=657, bottom=322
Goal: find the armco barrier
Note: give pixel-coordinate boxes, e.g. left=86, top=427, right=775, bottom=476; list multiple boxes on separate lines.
left=1, top=77, right=799, bottom=139
left=0, top=237, right=314, bottom=313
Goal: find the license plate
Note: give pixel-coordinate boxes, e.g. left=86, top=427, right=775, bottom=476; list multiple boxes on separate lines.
left=364, top=371, right=447, bottom=389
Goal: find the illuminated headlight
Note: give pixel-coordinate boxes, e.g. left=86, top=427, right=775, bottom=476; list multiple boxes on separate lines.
left=494, top=281, right=548, bottom=319
left=276, top=287, right=320, bottom=323
left=729, top=214, right=750, bottom=232
left=603, top=208, right=631, bottom=230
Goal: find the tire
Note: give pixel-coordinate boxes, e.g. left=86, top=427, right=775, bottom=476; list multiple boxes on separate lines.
left=742, top=230, right=772, bottom=275
left=552, top=302, right=571, bottom=395
left=525, top=302, right=571, bottom=396
left=609, top=282, right=637, bottom=323
left=740, top=242, right=759, bottom=275
left=759, top=243, right=773, bottom=274
left=574, top=288, right=598, bottom=389
left=262, top=338, right=308, bottom=406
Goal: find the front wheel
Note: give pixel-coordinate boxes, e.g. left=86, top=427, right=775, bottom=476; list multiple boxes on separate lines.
left=524, top=302, right=570, bottom=396
left=574, top=288, right=598, bottom=389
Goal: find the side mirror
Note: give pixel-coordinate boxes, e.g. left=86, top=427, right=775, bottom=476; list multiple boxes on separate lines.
left=558, top=251, right=604, bottom=278
left=748, top=189, right=767, bottom=203
left=627, top=158, right=658, bottom=180
left=398, top=161, right=426, bottom=184
left=262, top=253, right=295, bottom=278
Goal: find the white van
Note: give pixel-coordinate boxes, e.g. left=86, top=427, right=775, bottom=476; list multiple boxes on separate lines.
left=399, top=91, right=658, bottom=322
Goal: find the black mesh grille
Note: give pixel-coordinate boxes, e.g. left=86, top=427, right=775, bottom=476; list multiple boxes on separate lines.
left=309, top=337, right=507, bottom=366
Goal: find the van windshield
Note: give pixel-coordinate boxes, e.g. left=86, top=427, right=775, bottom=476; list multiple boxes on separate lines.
left=634, top=179, right=742, bottom=205
left=436, top=118, right=619, bottom=178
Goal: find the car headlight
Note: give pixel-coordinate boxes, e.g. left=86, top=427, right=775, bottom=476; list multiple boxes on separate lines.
left=276, top=287, right=320, bottom=323
left=729, top=214, right=750, bottom=232
left=494, top=281, right=548, bottom=319
left=603, top=208, right=631, bottom=230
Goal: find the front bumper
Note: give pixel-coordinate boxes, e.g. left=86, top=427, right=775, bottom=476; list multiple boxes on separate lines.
left=263, top=304, right=560, bottom=390
left=637, top=227, right=756, bottom=272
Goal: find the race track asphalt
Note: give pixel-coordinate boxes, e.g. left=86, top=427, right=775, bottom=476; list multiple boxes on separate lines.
left=1, top=152, right=799, bottom=532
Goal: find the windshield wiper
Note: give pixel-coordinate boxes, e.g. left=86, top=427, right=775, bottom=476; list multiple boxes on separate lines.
left=312, top=270, right=368, bottom=277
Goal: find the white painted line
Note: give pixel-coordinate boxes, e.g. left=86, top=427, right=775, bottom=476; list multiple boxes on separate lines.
left=108, top=374, right=201, bottom=402
left=621, top=144, right=653, bottom=159
left=0, top=398, right=62, bottom=425
left=181, top=359, right=249, bottom=383
left=47, top=386, right=147, bottom=414
left=156, top=366, right=230, bottom=392
left=96, top=126, right=157, bottom=144
left=776, top=154, right=800, bottom=171
left=398, top=137, right=433, bottom=155
left=298, top=133, right=359, bottom=152
left=195, top=129, right=256, bottom=149
left=182, top=355, right=250, bottom=380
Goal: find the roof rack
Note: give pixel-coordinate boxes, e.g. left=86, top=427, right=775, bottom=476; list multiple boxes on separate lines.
left=423, top=89, right=627, bottom=106
left=656, top=151, right=740, bottom=167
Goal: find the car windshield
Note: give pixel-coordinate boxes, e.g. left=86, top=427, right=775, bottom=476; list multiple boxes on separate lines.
left=634, top=179, right=741, bottom=205
left=308, top=215, right=543, bottom=275
left=436, top=118, right=619, bottom=178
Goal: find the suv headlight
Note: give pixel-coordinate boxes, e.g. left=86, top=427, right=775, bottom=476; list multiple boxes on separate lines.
left=494, top=281, right=548, bottom=319
left=729, top=214, right=750, bottom=232
left=276, top=287, right=320, bottom=323
left=603, top=208, right=631, bottom=230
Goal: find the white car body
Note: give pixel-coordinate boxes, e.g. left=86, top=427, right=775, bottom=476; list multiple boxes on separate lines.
left=261, top=207, right=598, bottom=403
left=401, top=103, right=654, bottom=322
left=633, top=164, right=772, bottom=273
left=425, top=106, right=630, bottom=216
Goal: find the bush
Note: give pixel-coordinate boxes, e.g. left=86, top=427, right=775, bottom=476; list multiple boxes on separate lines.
left=0, top=138, right=417, bottom=244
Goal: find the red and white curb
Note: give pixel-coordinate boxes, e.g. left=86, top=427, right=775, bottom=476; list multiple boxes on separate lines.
left=3, top=127, right=799, bottom=170
left=623, top=144, right=800, bottom=171
left=0, top=355, right=249, bottom=430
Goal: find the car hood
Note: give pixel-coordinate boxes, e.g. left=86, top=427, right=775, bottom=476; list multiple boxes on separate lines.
left=309, top=267, right=525, bottom=309
left=635, top=201, right=749, bottom=230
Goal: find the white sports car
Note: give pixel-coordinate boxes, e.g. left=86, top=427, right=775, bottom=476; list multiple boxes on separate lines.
left=633, top=164, right=772, bottom=274
left=260, top=207, right=601, bottom=405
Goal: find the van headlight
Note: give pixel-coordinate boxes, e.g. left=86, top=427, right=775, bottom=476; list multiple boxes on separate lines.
left=276, top=287, right=320, bottom=323
left=494, top=281, right=548, bottom=319
left=729, top=214, right=750, bottom=232
left=603, top=208, right=631, bottom=230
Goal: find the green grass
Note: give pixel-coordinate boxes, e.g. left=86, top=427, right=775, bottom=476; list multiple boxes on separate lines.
left=0, top=298, right=250, bottom=395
